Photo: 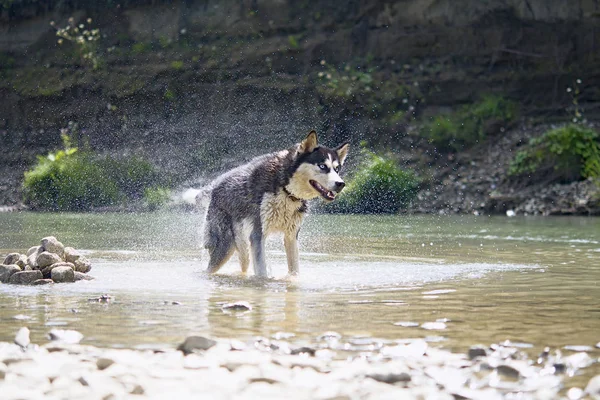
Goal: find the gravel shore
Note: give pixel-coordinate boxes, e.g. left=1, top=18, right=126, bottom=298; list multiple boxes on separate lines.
left=1, top=329, right=599, bottom=400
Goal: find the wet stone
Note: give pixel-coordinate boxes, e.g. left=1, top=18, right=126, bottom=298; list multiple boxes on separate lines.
left=0, top=264, right=21, bottom=283
left=33, top=279, right=54, bottom=285
left=51, top=266, right=75, bottom=283
left=3, top=253, right=21, bottom=265
left=74, top=271, right=94, bottom=281
left=468, top=346, right=488, bottom=360
left=9, top=270, right=43, bottom=285
left=177, top=336, right=217, bottom=355
left=27, top=246, right=40, bottom=257
left=36, top=252, right=62, bottom=268
left=367, top=372, right=411, bottom=384
left=41, top=236, right=65, bottom=259
left=73, top=257, right=92, bottom=273
left=63, top=247, right=81, bottom=264
left=97, top=357, right=115, bottom=370
left=42, top=262, right=74, bottom=278
left=222, top=301, right=252, bottom=311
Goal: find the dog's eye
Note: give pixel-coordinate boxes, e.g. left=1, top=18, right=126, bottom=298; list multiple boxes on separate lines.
left=318, top=164, right=327, bottom=170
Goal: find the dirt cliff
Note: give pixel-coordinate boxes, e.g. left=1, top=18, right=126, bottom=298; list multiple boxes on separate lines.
left=1, top=1, right=599, bottom=212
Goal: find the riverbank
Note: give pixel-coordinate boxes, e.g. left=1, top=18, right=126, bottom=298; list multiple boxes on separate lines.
left=1, top=330, right=599, bottom=400
left=2, top=121, right=599, bottom=216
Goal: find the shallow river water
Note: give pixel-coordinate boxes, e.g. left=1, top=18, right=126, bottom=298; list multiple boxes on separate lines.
left=0, top=212, right=599, bottom=373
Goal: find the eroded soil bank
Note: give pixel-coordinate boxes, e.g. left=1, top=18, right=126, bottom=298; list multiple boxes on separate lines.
left=1, top=1, right=599, bottom=214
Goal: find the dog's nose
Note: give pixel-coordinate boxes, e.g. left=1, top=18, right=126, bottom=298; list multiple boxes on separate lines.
left=335, top=181, right=345, bottom=191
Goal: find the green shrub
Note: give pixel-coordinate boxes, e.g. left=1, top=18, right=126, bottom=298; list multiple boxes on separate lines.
left=424, top=96, right=518, bottom=152
left=326, top=149, right=420, bottom=214
left=143, top=187, right=171, bottom=211
left=23, top=131, right=165, bottom=211
left=509, top=124, right=600, bottom=182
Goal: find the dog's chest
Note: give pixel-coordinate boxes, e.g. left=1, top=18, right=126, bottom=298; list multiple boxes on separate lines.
left=260, top=191, right=305, bottom=235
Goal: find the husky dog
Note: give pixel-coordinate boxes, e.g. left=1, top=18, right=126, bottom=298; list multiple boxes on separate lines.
left=197, top=131, right=349, bottom=277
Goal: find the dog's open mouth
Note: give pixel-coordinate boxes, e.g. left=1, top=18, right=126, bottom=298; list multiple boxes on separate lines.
left=309, top=180, right=336, bottom=201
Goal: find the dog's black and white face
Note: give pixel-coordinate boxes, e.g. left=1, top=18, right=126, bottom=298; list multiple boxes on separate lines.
left=286, top=131, right=349, bottom=202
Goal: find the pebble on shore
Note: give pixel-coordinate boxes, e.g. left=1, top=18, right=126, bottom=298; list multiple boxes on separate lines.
left=0, top=328, right=599, bottom=400
left=0, top=236, right=93, bottom=285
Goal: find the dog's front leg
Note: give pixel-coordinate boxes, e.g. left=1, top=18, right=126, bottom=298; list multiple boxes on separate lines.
left=284, top=233, right=299, bottom=275
left=250, top=225, right=268, bottom=277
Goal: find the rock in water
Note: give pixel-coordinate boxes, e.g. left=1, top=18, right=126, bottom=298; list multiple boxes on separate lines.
left=0, top=264, right=21, bottom=283
left=74, top=256, right=92, bottom=273
left=9, top=270, right=43, bottom=285
left=33, top=279, right=54, bottom=285
left=3, top=253, right=21, bottom=265
left=177, top=336, right=217, bottom=354
left=36, top=252, right=62, bottom=269
left=74, top=271, right=94, bottom=281
left=64, top=247, right=81, bottom=263
left=51, top=266, right=75, bottom=283
left=222, top=301, right=252, bottom=311
left=14, top=327, right=30, bottom=348
left=41, top=236, right=65, bottom=259
left=47, top=329, right=84, bottom=344
left=41, top=262, right=74, bottom=278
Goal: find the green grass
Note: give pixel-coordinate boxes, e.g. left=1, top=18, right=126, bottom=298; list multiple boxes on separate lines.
left=423, top=95, right=518, bottom=152
left=509, top=124, right=600, bottom=183
left=23, top=142, right=167, bottom=211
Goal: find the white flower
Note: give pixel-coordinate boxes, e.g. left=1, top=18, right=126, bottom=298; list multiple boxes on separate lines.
left=566, top=87, right=572, bottom=93
left=320, top=60, right=326, bottom=65
left=576, top=79, right=582, bottom=84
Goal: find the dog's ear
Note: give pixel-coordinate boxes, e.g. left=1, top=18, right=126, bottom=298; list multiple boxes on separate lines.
left=336, top=142, right=350, bottom=165
left=300, top=130, right=318, bottom=153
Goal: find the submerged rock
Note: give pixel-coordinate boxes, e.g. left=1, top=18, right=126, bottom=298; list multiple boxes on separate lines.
left=51, top=266, right=74, bottom=283
left=0, top=264, right=21, bottom=283
left=74, top=271, right=94, bottom=281
left=36, top=252, right=62, bottom=269
left=222, top=301, right=252, bottom=311
left=41, top=236, right=65, bottom=259
left=9, top=270, right=42, bottom=285
left=33, top=279, right=54, bottom=285
left=177, top=336, right=217, bottom=355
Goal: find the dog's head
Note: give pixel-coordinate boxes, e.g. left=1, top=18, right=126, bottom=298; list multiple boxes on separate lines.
left=286, top=131, right=349, bottom=202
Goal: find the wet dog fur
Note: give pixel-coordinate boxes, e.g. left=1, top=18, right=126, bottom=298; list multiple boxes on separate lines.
left=197, top=131, right=349, bottom=277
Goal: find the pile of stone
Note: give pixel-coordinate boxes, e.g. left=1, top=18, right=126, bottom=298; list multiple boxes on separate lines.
left=0, top=236, right=93, bottom=285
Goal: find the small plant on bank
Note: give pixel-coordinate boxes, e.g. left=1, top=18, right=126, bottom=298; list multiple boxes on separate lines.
left=508, top=124, right=600, bottom=183
left=23, top=124, right=168, bottom=211
left=316, top=61, right=374, bottom=98
left=325, top=147, right=420, bottom=214
left=51, top=17, right=102, bottom=69
left=423, top=96, right=518, bottom=152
